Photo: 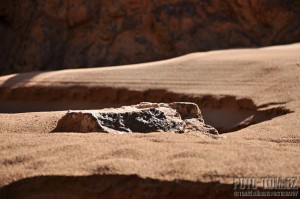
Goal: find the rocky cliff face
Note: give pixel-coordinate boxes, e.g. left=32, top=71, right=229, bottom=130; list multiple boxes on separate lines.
left=0, top=0, right=299, bottom=74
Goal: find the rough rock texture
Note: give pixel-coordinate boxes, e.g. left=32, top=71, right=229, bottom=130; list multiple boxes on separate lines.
left=54, top=102, right=218, bottom=135
left=0, top=0, right=300, bottom=74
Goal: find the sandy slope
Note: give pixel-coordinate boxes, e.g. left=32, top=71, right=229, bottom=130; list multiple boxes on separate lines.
left=0, top=44, right=299, bottom=197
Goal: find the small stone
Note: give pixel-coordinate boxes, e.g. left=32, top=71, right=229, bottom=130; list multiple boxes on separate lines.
left=53, top=102, right=218, bottom=135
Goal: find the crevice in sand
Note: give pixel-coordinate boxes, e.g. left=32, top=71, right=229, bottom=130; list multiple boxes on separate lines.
left=0, top=86, right=292, bottom=133
left=0, top=174, right=290, bottom=199
left=0, top=174, right=242, bottom=198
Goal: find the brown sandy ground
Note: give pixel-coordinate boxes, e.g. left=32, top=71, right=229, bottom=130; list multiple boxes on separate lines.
left=0, top=43, right=299, bottom=198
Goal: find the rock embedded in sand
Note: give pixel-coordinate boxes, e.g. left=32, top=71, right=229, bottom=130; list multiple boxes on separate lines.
left=54, top=102, right=218, bottom=135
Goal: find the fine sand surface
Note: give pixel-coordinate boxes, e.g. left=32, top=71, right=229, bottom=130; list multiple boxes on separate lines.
left=0, top=44, right=299, bottom=197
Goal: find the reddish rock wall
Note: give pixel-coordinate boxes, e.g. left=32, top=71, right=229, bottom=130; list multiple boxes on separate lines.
left=0, top=0, right=300, bottom=74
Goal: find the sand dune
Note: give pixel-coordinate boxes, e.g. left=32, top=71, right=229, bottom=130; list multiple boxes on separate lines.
left=0, top=44, right=299, bottom=198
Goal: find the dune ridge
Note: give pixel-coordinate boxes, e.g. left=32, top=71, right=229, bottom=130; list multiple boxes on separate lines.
left=0, top=43, right=299, bottom=198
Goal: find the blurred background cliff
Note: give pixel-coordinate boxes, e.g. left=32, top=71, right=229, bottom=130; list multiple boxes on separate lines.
left=0, top=0, right=299, bottom=75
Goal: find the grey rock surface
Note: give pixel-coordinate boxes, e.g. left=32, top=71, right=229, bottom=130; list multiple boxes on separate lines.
left=53, top=102, right=218, bottom=135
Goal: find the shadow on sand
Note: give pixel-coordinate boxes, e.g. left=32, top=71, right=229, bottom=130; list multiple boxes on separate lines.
left=0, top=174, right=234, bottom=199
left=0, top=72, right=41, bottom=87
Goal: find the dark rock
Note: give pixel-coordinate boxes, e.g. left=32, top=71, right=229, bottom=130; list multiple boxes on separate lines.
left=53, top=102, right=218, bottom=135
